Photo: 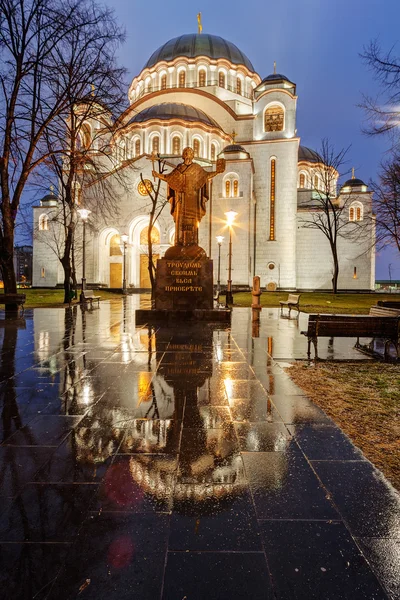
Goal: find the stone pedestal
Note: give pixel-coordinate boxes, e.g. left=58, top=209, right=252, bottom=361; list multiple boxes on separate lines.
left=154, top=257, right=213, bottom=310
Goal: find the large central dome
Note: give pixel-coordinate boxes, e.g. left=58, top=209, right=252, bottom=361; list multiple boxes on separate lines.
left=144, top=33, right=255, bottom=72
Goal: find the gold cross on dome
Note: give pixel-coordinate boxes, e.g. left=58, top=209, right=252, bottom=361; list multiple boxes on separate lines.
left=273, top=61, right=277, bottom=74
left=352, top=167, right=355, bottom=179
left=231, top=130, right=237, bottom=142
left=197, top=13, right=202, bottom=34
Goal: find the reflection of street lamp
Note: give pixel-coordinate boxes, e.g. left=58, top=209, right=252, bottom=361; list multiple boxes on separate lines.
left=77, top=208, right=91, bottom=302
left=216, top=236, right=224, bottom=295
left=225, top=210, right=238, bottom=307
left=121, top=233, right=128, bottom=294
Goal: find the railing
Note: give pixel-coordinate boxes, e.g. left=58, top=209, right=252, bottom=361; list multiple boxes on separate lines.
left=134, top=81, right=254, bottom=102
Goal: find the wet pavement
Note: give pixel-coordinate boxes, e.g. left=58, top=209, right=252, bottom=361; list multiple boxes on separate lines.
left=0, top=297, right=399, bottom=599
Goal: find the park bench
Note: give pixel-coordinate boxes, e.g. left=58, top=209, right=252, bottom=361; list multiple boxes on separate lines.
left=279, top=293, right=301, bottom=317
left=301, top=313, right=400, bottom=360
left=0, top=294, right=26, bottom=314
left=369, top=305, right=400, bottom=317
left=80, top=290, right=101, bottom=309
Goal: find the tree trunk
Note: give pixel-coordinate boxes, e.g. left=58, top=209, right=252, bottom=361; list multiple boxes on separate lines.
left=331, top=246, right=339, bottom=294
left=61, top=226, right=74, bottom=304
left=148, top=221, right=156, bottom=306
left=0, top=210, right=17, bottom=298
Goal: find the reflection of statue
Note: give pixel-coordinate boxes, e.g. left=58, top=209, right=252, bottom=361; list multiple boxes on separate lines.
left=153, top=147, right=225, bottom=251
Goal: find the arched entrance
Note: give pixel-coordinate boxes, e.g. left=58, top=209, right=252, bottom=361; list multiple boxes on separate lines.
left=109, top=234, right=123, bottom=288
left=139, top=226, right=160, bottom=288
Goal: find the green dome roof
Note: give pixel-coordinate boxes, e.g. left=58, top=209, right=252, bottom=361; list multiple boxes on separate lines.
left=129, top=103, right=221, bottom=129
left=144, top=34, right=255, bottom=72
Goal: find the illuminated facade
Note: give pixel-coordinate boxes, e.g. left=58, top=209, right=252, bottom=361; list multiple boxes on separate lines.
left=33, top=33, right=374, bottom=290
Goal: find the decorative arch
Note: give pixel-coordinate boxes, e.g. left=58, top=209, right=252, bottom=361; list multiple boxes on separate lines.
left=78, top=122, right=91, bottom=150
left=39, top=213, right=49, bottom=231
left=298, top=171, right=308, bottom=189
left=349, top=201, right=363, bottom=222
left=159, top=71, right=167, bottom=90
left=171, top=132, right=183, bottom=155
left=264, top=103, right=285, bottom=132
left=149, top=132, right=161, bottom=154
left=211, top=141, right=219, bottom=161
left=177, top=68, right=186, bottom=87
left=192, top=135, right=203, bottom=158
left=223, top=172, right=240, bottom=198
left=218, top=70, right=227, bottom=88
left=236, top=75, right=243, bottom=96
left=98, top=227, right=121, bottom=286
left=198, top=67, right=207, bottom=87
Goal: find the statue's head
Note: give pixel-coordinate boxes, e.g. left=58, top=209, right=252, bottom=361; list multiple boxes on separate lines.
left=182, top=147, right=194, bottom=165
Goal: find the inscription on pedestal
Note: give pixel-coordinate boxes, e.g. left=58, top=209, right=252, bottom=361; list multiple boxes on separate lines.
left=155, top=257, right=213, bottom=310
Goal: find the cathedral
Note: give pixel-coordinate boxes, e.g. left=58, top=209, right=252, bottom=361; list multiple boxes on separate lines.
left=33, top=32, right=375, bottom=291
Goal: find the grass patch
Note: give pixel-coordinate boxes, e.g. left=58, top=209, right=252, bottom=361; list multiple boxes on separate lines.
left=14, top=288, right=124, bottom=308
left=286, top=361, right=400, bottom=490
left=219, top=292, right=397, bottom=314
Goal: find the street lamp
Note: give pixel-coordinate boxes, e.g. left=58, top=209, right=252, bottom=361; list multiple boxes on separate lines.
left=224, top=210, right=238, bottom=307
left=216, top=236, right=224, bottom=295
left=77, top=208, right=91, bottom=302
left=121, top=233, right=128, bottom=294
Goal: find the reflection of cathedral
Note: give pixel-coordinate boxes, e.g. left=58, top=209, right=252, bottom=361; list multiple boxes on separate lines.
left=33, top=32, right=374, bottom=290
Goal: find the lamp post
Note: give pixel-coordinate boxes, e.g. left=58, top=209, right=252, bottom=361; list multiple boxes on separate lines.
left=121, top=233, right=128, bottom=294
left=77, top=208, right=91, bottom=302
left=224, top=210, right=238, bottom=307
left=216, top=236, right=224, bottom=295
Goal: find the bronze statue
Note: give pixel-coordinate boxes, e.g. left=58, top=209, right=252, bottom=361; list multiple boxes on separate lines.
left=153, top=147, right=225, bottom=258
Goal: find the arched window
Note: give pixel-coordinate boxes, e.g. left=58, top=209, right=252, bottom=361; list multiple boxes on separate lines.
left=219, top=72, right=226, bottom=88
left=160, top=74, right=167, bottom=90
left=299, top=173, right=306, bottom=188
left=264, top=105, right=284, bottom=132
left=224, top=174, right=240, bottom=198
left=39, top=214, right=49, bottom=231
left=233, top=180, right=239, bottom=197
left=79, top=123, right=91, bottom=150
left=145, top=77, right=151, bottom=93
left=193, top=138, right=200, bottom=158
left=198, top=69, right=206, bottom=87
left=225, top=180, right=231, bottom=197
left=140, top=226, right=160, bottom=245
left=135, top=139, right=141, bottom=156
left=211, top=143, right=217, bottom=161
left=349, top=202, right=363, bottom=222
left=152, top=135, right=160, bottom=154
left=314, top=175, right=319, bottom=189
left=178, top=70, right=186, bottom=87
left=236, top=77, right=242, bottom=95
left=110, top=234, right=122, bottom=256
left=172, top=136, right=181, bottom=155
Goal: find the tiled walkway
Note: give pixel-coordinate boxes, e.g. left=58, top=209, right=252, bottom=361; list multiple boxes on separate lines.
left=0, top=297, right=399, bottom=599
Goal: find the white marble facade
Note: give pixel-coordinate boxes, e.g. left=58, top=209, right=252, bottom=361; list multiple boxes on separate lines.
left=32, top=33, right=374, bottom=291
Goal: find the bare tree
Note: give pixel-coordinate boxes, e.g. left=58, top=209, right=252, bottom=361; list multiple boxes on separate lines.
left=361, top=40, right=400, bottom=142
left=298, top=139, right=355, bottom=293
left=0, top=0, right=125, bottom=307
left=369, top=156, right=400, bottom=255
left=140, top=156, right=168, bottom=302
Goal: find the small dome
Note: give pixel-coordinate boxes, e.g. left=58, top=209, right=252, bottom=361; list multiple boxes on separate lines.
left=222, top=144, right=247, bottom=153
left=298, top=145, right=322, bottom=164
left=143, top=33, right=255, bottom=72
left=129, top=103, right=221, bottom=130
left=261, top=73, right=291, bottom=84
left=40, top=191, right=58, bottom=206
left=341, top=177, right=367, bottom=189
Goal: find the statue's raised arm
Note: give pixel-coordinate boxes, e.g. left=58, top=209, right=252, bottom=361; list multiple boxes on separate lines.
left=148, top=146, right=226, bottom=258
